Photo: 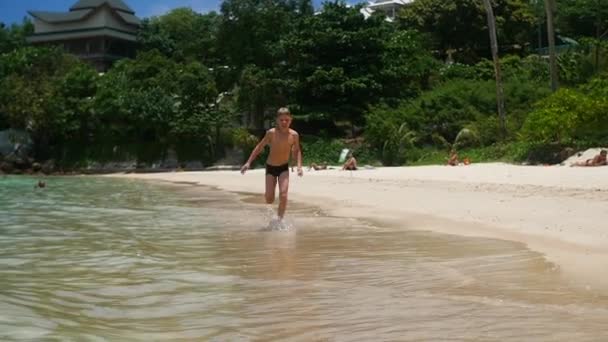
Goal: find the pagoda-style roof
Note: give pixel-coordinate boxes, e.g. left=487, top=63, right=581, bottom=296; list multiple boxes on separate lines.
left=28, top=9, right=93, bottom=24
left=115, top=11, right=140, bottom=26
left=70, top=0, right=135, bottom=14
left=27, top=0, right=140, bottom=28
left=26, top=0, right=139, bottom=71
left=27, top=27, right=138, bottom=43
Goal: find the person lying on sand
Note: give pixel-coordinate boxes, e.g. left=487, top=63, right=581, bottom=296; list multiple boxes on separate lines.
left=309, top=163, right=328, bottom=171
left=571, top=150, right=607, bottom=167
left=342, top=153, right=357, bottom=171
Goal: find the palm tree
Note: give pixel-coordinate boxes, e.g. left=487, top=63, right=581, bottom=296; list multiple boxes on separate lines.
left=481, top=0, right=506, bottom=138
left=544, top=0, right=559, bottom=91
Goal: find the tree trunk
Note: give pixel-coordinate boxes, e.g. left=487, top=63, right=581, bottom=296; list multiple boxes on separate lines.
left=594, top=0, right=603, bottom=73
left=255, top=103, right=266, bottom=130
left=482, top=0, right=507, bottom=139
left=596, top=28, right=601, bottom=74
left=545, top=0, right=559, bottom=92
left=214, top=123, right=221, bottom=159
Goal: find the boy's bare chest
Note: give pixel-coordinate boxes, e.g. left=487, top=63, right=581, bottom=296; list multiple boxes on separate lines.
left=270, top=133, right=294, bottom=150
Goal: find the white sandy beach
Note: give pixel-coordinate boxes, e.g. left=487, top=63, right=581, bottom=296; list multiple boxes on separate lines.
left=109, top=163, right=608, bottom=289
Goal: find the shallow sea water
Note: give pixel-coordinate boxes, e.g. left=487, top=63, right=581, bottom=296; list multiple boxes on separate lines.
left=1, top=175, right=607, bottom=341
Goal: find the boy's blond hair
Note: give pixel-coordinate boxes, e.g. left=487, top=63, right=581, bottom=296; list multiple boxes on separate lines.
left=277, top=107, right=291, bottom=117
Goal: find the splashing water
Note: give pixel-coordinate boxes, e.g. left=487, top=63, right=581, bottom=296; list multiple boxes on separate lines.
left=261, top=206, right=295, bottom=231
left=265, top=217, right=294, bottom=231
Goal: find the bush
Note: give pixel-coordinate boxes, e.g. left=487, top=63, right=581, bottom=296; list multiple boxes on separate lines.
left=521, top=80, right=608, bottom=144
left=365, top=76, right=551, bottom=164
left=453, top=128, right=479, bottom=149
left=231, top=127, right=258, bottom=150
left=439, top=55, right=550, bottom=84
left=405, top=142, right=555, bottom=166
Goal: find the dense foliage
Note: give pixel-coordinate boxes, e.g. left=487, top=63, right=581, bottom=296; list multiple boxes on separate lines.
left=0, top=0, right=607, bottom=168
left=398, top=0, right=537, bottom=63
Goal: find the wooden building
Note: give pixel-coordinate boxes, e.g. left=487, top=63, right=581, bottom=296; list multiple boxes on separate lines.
left=27, top=0, right=141, bottom=71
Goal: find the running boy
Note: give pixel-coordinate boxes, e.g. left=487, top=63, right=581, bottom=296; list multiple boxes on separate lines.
left=240, top=107, right=303, bottom=219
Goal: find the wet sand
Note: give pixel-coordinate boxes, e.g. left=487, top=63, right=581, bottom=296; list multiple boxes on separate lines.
left=108, top=163, right=608, bottom=290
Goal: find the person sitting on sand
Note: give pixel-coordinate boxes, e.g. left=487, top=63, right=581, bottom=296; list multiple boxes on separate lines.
left=447, top=149, right=459, bottom=166
left=309, top=162, right=328, bottom=171
left=571, top=150, right=607, bottom=167
left=342, top=153, right=357, bottom=171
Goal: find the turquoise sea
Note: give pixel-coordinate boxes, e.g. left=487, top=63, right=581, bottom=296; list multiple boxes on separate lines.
left=1, top=175, right=607, bottom=341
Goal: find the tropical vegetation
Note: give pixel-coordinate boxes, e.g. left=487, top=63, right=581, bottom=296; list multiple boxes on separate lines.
left=0, top=0, right=607, bottom=171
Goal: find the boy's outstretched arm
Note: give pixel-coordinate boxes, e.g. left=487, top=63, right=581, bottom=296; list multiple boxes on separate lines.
left=241, top=131, right=270, bottom=174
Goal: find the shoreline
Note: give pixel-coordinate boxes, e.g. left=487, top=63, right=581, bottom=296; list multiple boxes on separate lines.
left=107, top=163, right=608, bottom=290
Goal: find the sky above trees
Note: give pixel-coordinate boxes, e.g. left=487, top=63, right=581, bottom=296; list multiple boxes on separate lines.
left=0, top=0, right=347, bottom=24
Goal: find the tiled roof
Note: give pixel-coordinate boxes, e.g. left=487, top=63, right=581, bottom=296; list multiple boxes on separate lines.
left=70, top=0, right=135, bottom=14
left=116, top=11, right=141, bottom=26
left=28, top=9, right=93, bottom=23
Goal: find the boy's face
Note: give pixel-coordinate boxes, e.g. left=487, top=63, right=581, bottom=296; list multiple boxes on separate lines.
left=277, top=114, right=292, bottom=130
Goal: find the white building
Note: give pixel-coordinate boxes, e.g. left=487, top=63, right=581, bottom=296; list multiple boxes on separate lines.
left=361, top=0, right=413, bottom=22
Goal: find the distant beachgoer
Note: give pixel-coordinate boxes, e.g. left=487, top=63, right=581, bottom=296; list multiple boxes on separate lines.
left=342, top=152, right=357, bottom=171
left=571, top=150, right=607, bottom=167
left=309, top=163, right=328, bottom=171
left=447, top=149, right=459, bottom=166
left=36, top=180, right=46, bottom=189
left=463, top=157, right=471, bottom=165
left=241, top=107, right=303, bottom=220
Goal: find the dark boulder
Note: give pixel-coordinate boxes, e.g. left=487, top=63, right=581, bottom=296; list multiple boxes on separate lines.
left=0, top=129, right=33, bottom=160
left=0, top=161, right=13, bottom=173
left=41, top=160, right=56, bottom=174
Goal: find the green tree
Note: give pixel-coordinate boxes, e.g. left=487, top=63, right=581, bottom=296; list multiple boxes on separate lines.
left=379, top=30, right=438, bottom=102
left=93, top=50, right=232, bottom=160
left=137, top=18, right=176, bottom=57
left=365, top=75, right=551, bottom=158
left=172, top=61, right=219, bottom=139
left=48, top=63, right=99, bottom=141
left=0, top=19, right=34, bottom=54
left=138, top=8, right=221, bottom=64
left=522, top=75, right=608, bottom=143
left=218, top=0, right=309, bottom=69
left=556, top=0, right=608, bottom=74
left=0, top=47, right=82, bottom=144
left=284, top=2, right=422, bottom=132
left=545, top=0, right=559, bottom=91
left=93, top=51, right=179, bottom=141
left=399, top=0, right=537, bottom=63
left=482, top=0, right=506, bottom=137
left=556, top=0, right=608, bottom=38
